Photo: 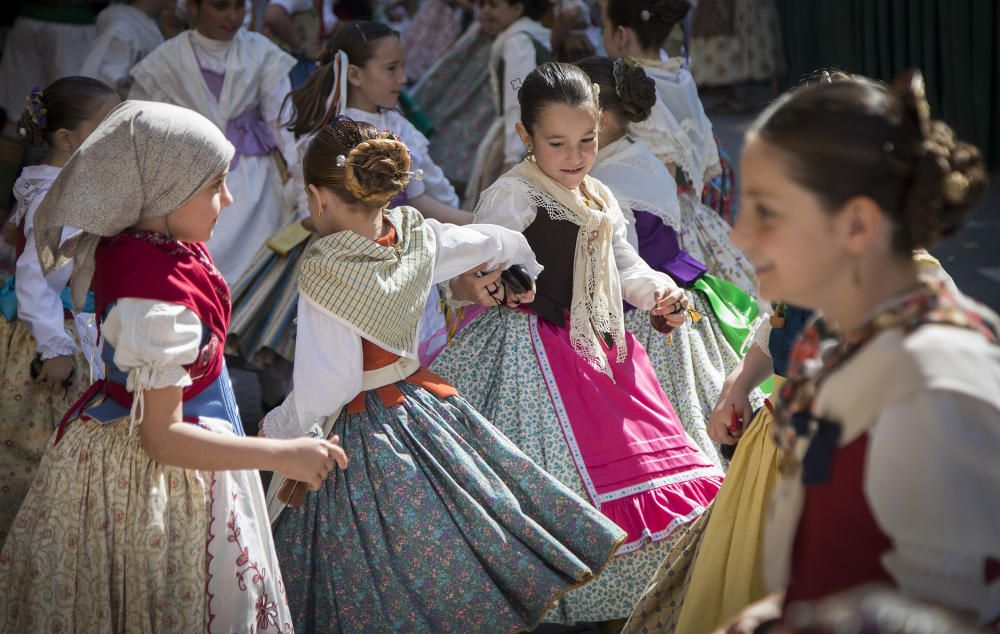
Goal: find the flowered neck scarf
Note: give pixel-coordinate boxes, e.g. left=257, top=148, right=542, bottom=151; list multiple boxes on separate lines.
left=772, top=278, right=999, bottom=485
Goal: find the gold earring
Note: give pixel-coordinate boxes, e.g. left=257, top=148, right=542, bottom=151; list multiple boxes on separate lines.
left=852, top=258, right=862, bottom=287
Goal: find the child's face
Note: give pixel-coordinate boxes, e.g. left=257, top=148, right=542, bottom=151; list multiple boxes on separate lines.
left=348, top=36, right=407, bottom=111
left=61, top=95, right=120, bottom=153
left=189, top=0, right=245, bottom=41
left=167, top=171, right=234, bottom=242
left=599, top=0, right=624, bottom=58
left=479, top=0, right=524, bottom=37
left=733, top=136, right=848, bottom=306
left=519, top=102, right=600, bottom=190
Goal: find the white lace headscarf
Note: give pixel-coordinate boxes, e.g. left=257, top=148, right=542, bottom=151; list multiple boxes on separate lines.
left=33, top=100, right=234, bottom=310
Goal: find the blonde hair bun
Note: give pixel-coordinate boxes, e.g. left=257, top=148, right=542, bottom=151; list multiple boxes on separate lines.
left=343, top=138, right=411, bottom=207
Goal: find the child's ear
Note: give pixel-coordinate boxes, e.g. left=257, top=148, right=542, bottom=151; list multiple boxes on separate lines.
left=515, top=122, right=532, bottom=151
left=511, top=0, right=526, bottom=19
left=346, top=64, right=363, bottom=87
left=52, top=128, right=75, bottom=153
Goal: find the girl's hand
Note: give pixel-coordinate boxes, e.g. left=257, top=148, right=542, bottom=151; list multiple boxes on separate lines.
left=274, top=435, right=349, bottom=490
left=651, top=286, right=688, bottom=329
left=449, top=263, right=504, bottom=307
left=36, top=355, right=75, bottom=395
left=505, top=279, right=535, bottom=307
left=716, top=593, right=784, bottom=634
left=708, top=382, right=753, bottom=445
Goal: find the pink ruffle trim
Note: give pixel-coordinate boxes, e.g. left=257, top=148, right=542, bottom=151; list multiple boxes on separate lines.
left=601, top=473, right=723, bottom=554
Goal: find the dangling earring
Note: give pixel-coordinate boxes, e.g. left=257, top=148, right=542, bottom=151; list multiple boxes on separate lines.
left=852, top=258, right=862, bottom=287
left=163, top=215, right=174, bottom=241
left=526, top=143, right=534, bottom=159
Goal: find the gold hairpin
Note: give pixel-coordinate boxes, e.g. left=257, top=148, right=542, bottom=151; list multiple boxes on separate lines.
left=335, top=154, right=424, bottom=180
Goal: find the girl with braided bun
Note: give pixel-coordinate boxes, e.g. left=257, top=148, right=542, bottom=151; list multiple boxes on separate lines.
left=0, top=76, right=118, bottom=541
left=432, top=61, right=723, bottom=626
left=227, top=21, right=471, bottom=408
left=581, top=55, right=764, bottom=469
left=0, top=100, right=348, bottom=632
left=715, top=70, right=1000, bottom=632
left=260, top=115, right=625, bottom=633
left=601, top=0, right=758, bottom=296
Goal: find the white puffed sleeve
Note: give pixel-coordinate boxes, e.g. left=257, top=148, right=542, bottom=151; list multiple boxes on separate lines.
left=426, top=218, right=541, bottom=284
left=472, top=183, right=538, bottom=231
left=102, top=300, right=202, bottom=391
left=102, top=299, right=202, bottom=432
left=260, top=294, right=363, bottom=438
left=610, top=207, right=675, bottom=310
left=866, top=390, right=1000, bottom=624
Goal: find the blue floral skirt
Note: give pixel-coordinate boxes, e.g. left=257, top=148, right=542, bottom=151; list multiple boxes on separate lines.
left=271, top=382, right=625, bottom=633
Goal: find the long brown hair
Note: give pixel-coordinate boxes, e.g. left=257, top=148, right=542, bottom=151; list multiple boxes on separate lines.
left=282, top=21, right=399, bottom=138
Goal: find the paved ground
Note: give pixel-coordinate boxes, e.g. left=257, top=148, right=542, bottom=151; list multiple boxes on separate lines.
left=233, top=87, right=1000, bottom=431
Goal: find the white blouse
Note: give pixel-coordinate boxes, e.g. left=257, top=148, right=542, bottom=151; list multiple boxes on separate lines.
left=80, top=4, right=164, bottom=88
left=341, top=107, right=460, bottom=208
left=12, top=165, right=76, bottom=360
left=490, top=18, right=551, bottom=166
left=473, top=181, right=674, bottom=311
left=261, top=219, right=540, bottom=439
left=102, top=299, right=202, bottom=394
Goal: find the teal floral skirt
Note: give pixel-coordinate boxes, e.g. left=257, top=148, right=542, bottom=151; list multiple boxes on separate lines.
left=271, top=381, right=625, bottom=633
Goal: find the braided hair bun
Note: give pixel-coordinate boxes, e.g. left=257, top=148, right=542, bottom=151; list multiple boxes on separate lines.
left=576, top=56, right=656, bottom=125
left=343, top=138, right=411, bottom=207
left=750, top=68, right=987, bottom=254
left=613, top=59, right=657, bottom=122
left=890, top=71, right=987, bottom=249
left=303, top=116, right=412, bottom=210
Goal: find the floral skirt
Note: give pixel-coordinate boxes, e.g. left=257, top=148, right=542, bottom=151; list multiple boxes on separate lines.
left=226, top=230, right=315, bottom=368
left=690, top=0, right=785, bottom=86
left=623, top=392, right=782, bottom=633
left=679, top=192, right=758, bottom=296
left=0, top=316, right=89, bottom=541
left=624, top=291, right=763, bottom=469
left=0, top=416, right=293, bottom=633
left=270, top=382, right=625, bottom=633
left=431, top=308, right=720, bottom=622
left=411, top=24, right=496, bottom=194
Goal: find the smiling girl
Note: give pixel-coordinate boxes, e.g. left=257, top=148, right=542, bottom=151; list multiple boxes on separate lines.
left=432, top=62, right=722, bottom=625
left=722, top=71, right=1000, bottom=631
left=128, top=0, right=298, bottom=285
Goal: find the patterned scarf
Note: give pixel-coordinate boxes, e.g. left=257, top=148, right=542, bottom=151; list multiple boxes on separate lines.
left=772, top=278, right=1000, bottom=485
left=297, top=206, right=434, bottom=358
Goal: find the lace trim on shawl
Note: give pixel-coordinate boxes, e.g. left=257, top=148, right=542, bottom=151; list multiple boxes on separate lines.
left=479, top=175, right=627, bottom=370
